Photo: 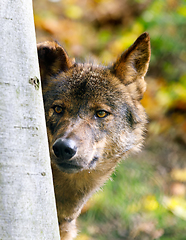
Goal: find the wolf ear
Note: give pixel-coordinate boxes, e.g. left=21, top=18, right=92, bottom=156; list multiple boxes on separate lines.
left=37, top=41, right=73, bottom=86
left=112, top=32, right=151, bottom=99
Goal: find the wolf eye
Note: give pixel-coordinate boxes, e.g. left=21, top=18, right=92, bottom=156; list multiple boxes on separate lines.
left=96, top=110, right=109, bottom=118
left=54, top=106, right=63, bottom=114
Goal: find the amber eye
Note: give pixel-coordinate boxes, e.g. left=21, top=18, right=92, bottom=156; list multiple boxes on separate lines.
left=96, top=110, right=109, bottom=118
left=54, top=106, right=63, bottom=114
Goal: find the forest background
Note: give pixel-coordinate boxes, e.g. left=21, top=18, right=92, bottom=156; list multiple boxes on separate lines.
left=33, top=0, right=186, bottom=239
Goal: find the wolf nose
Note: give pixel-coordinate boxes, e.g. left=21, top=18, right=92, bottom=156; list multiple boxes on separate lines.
left=52, top=139, right=77, bottom=160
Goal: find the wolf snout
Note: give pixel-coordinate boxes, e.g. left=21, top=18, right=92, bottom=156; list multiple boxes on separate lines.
left=52, top=138, right=77, bottom=161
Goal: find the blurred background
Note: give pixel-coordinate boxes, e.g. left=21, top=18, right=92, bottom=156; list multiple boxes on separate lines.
left=33, top=0, right=186, bottom=239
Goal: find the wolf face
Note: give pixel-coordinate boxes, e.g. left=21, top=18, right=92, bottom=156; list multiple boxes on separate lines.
left=38, top=33, right=150, bottom=175
left=38, top=33, right=151, bottom=240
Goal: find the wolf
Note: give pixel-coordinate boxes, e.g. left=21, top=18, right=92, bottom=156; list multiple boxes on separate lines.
left=37, top=32, right=151, bottom=240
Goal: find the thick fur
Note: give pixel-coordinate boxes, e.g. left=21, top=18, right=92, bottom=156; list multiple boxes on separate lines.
left=37, top=32, right=151, bottom=240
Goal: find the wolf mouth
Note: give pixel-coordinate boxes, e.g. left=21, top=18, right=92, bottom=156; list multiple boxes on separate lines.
left=57, top=162, right=83, bottom=173
left=56, top=156, right=99, bottom=173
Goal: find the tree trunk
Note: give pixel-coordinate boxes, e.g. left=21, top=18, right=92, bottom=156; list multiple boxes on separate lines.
left=0, top=0, right=60, bottom=239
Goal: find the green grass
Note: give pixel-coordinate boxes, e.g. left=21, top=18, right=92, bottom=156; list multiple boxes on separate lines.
left=78, top=156, right=186, bottom=240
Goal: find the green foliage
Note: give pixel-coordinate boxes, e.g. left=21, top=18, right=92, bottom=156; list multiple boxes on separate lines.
left=79, top=157, right=186, bottom=240
left=33, top=0, right=186, bottom=239
left=139, top=0, right=186, bottom=82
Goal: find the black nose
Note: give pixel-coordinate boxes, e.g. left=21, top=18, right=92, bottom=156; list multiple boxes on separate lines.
left=52, top=139, right=77, bottom=161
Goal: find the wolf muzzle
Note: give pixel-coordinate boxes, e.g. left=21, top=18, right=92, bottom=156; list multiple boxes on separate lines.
left=53, top=138, right=77, bottom=161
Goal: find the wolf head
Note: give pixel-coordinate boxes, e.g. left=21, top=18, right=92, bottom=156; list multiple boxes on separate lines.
left=37, top=33, right=151, bottom=174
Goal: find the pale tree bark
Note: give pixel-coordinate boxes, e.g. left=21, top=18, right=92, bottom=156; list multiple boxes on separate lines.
left=0, top=0, right=60, bottom=239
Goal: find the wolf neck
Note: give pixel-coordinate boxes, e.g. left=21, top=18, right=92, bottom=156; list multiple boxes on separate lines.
left=52, top=163, right=115, bottom=222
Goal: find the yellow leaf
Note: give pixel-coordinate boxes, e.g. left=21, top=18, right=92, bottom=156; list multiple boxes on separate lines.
left=76, top=234, right=90, bottom=240
left=143, top=195, right=159, bottom=211
left=65, top=5, right=83, bottom=19
left=163, top=196, right=186, bottom=220
left=127, top=202, right=141, bottom=213
left=171, top=169, right=186, bottom=182
left=177, top=5, right=186, bottom=17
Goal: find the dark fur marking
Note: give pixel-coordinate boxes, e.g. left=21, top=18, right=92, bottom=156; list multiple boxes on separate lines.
left=125, top=106, right=137, bottom=128
left=89, top=156, right=99, bottom=168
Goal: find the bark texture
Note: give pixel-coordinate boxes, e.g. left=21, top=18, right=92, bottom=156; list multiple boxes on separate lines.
left=0, top=1, right=60, bottom=239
